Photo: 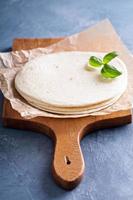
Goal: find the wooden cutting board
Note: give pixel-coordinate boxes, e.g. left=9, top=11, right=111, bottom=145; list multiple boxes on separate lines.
left=2, top=38, right=132, bottom=190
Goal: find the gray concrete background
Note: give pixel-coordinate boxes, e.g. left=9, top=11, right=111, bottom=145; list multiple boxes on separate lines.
left=0, top=0, right=133, bottom=199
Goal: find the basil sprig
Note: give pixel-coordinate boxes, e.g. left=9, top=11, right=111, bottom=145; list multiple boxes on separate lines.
left=88, top=51, right=122, bottom=78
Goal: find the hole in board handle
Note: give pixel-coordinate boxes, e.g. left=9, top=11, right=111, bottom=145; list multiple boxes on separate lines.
left=64, top=156, right=71, bottom=165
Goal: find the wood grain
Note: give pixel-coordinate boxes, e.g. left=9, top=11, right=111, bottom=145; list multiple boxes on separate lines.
left=2, top=38, right=132, bottom=190
left=13, top=38, right=63, bottom=50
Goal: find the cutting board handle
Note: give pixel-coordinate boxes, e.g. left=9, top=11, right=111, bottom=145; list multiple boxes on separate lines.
left=52, top=124, right=85, bottom=189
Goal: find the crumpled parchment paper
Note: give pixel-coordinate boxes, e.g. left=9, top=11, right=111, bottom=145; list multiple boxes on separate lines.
left=0, top=19, right=132, bottom=119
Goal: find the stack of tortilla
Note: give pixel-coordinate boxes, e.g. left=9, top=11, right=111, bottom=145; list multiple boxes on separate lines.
left=15, top=51, right=127, bottom=116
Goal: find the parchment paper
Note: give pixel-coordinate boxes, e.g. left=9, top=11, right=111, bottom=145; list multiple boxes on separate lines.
left=0, top=19, right=132, bottom=119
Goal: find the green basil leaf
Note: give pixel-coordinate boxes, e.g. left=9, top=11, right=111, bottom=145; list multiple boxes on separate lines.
left=89, top=56, right=103, bottom=67
left=103, top=51, right=118, bottom=64
left=101, top=64, right=122, bottom=78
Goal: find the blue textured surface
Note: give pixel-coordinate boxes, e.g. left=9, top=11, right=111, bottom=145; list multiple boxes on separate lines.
left=0, top=0, right=133, bottom=199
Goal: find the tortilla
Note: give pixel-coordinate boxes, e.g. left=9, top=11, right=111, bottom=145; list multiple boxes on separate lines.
left=15, top=51, right=127, bottom=114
